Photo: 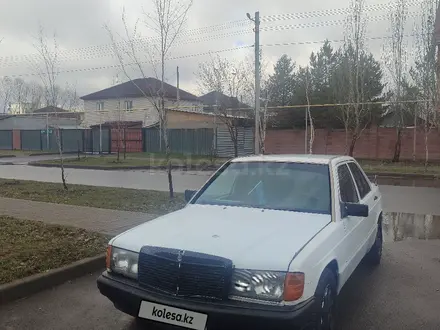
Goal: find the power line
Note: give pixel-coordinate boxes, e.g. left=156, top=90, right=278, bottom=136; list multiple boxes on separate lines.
left=6, top=99, right=427, bottom=119
left=1, top=30, right=425, bottom=79
left=0, top=45, right=253, bottom=78
left=260, top=13, right=420, bottom=32
left=260, top=0, right=423, bottom=22
left=0, top=20, right=251, bottom=67
left=260, top=34, right=420, bottom=48
left=0, top=29, right=253, bottom=69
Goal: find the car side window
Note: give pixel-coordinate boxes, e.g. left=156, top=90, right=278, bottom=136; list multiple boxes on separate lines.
left=348, top=162, right=371, bottom=199
left=337, top=164, right=359, bottom=203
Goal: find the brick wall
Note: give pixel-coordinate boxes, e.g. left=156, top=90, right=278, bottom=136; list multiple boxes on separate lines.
left=265, top=127, right=440, bottom=160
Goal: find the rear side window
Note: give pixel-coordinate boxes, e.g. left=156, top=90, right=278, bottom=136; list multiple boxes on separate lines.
left=348, top=162, right=371, bottom=199
left=337, top=164, right=359, bottom=203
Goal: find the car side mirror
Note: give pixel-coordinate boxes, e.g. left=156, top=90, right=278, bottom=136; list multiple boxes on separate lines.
left=184, top=189, right=197, bottom=203
left=341, top=202, right=369, bottom=218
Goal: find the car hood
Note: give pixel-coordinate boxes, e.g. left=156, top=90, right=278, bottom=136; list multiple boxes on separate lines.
left=111, top=204, right=331, bottom=270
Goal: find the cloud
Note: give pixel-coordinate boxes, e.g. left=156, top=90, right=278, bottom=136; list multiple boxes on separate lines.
left=0, top=0, right=424, bottom=98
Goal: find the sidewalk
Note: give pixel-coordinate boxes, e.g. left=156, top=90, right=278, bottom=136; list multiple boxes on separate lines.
left=0, top=197, right=159, bottom=236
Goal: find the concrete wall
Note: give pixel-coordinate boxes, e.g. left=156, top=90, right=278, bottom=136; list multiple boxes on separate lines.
left=167, top=110, right=223, bottom=129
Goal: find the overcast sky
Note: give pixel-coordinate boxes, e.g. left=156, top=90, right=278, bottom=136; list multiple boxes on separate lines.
left=0, top=0, right=422, bottom=99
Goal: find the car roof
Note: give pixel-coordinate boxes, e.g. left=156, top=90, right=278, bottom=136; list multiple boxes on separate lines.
left=231, top=154, right=353, bottom=165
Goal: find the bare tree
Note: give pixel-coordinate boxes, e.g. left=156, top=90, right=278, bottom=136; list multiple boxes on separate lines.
left=411, top=0, right=439, bottom=167
left=111, top=74, right=123, bottom=162
left=383, top=0, right=408, bottom=162
left=33, top=26, right=67, bottom=190
left=28, top=81, right=44, bottom=111
left=344, top=0, right=368, bottom=156
left=105, top=0, right=193, bottom=198
left=197, top=55, right=252, bottom=157
left=0, top=77, right=13, bottom=113
left=59, top=82, right=82, bottom=111
left=304, top=67, right=315, bottom=154
left=259, top=90, right=270, bottom=154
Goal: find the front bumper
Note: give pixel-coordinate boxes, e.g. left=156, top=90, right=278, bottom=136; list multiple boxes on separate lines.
left=97, top=271, right=317, bottom=329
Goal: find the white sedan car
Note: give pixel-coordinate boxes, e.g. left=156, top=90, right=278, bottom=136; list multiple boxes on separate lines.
left=97, top=155, right=383, bottom=330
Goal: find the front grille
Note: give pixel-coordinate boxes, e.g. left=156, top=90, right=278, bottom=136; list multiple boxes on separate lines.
left=138, top=246, right=233, bottom=300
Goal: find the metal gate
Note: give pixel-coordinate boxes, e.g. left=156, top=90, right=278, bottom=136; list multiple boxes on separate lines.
left=111, top=128, right=143, bottom=153
left=143, top=128, right=214, bottom=155
left=21, top=130, right=42, bottom=150
left=0, top=130, right=12, bottom=150
left=92, top=128, right=110, bottom=153
left=62, top=129, right=84, bottom=152
left=216, top=127, right=254, bottom=158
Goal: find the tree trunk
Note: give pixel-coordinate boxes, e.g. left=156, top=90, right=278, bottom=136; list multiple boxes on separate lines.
left=77, top=139, right=80, bottom=161
left=55, top=128, right=68, bottom=191
left=424, top=127, right=429, bottom=170
left=117, top=127, right=120, bottom=162
left=392, top=128, right=402, bottom=163
left=348, top=133, right=357, bottom=157
left=234, top=128, right=239, bottom=157
left=123, top=128, right=127, bottom=160
left=412, top=126, right=417, bottom=162
left=161, top=49, right=174, bottom=198
left=165, top=137, right=174, bottom=199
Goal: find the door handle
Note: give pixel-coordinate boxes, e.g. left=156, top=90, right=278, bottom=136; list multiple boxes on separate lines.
left=374, top=196, right=378, bottom=201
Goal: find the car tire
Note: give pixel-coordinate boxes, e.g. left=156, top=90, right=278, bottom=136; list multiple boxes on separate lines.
left=365, top=217, right=383, bottom=266
left=313, top=268, right=337, bottom=330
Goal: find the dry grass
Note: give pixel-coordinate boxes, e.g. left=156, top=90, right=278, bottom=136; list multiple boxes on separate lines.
left=0, top=216, right=109, bottom=284
left=0, top=179, right=186, bottom=214
left=359, top=160, right=440, bottom=176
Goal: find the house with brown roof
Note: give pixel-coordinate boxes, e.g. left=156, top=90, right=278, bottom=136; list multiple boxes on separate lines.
left=80, top=77, right=203, bottom=127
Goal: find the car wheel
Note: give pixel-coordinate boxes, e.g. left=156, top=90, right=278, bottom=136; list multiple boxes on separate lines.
left=313, top=268, right=337, bottom=330
left=366, top=218, right=383, bottom=266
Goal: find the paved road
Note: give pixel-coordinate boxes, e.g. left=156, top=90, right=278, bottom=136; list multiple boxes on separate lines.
left=1, top=165, right=440, bottom=215
left=0, top=164, right=210, bottom=191
left=1, top=240, right=439, bottom=330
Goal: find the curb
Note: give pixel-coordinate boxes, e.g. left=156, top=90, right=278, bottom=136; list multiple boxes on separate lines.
left=28, top=162, right=219, bottom=172
left=0, top=155, right=16, bottom=158
left=0, top=254, right=105, bottom=305
left=28, top=151, right=84, bottom=156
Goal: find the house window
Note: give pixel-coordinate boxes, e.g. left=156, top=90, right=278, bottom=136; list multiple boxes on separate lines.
left=124, top=100, right=133, bottom=111
left=96, top=102, right=104, bottom=110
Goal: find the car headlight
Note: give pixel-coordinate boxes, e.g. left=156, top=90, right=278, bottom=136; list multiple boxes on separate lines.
left=229, top=269, right=304, bottom=302
left=108, top=246, right=139, bottom=279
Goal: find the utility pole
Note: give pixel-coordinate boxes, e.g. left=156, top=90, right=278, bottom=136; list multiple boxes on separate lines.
left=247, top=11, right=261, bottom=154
left=176, top=66, right=180, bottom=110
left=46, top=113, right=50, bottom=150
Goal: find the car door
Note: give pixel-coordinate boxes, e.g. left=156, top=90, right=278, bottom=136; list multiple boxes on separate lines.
left=347, top=162, right=381, bottom=253
left=336, top=162, right=363, bottom=286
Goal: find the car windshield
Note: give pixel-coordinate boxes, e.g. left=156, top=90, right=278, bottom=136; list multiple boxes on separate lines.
left=193, top=161, right=331, bottom=214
